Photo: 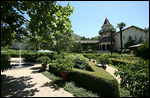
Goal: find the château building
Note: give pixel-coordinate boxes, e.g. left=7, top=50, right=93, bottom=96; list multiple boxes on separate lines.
left=98, top=18, right=149, bottom=51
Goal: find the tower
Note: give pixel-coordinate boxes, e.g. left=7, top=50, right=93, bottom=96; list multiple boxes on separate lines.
left=98, top=18, right=115, bottom=51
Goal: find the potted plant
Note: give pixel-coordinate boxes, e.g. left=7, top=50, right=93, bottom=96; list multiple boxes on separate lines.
left=97, top=55, right=111, bottom=70
left=36, top=56, right=51, bottom=69
left=55, top=58, right=74, bottom=80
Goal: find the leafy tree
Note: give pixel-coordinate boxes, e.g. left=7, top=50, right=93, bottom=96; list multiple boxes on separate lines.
left=124, top=36, right=137, bottom=49
left=107, top=26, right=116, bottom=55
left=1, top=1, right=28, bottom=46
left=24, top=35, right=42, bottom=52
left=114, top=59, right=149, bottom=97
left=54, top=26, right=74, bottom=53
left=124, top=36, right=144, bottom=49
left=1, top=1, right=74, bottom=48
left=91, top=36, right=102, bottom=40
left=117, top=22, right=126, bottom=54
left=81, top=36, right=90, bottom=40
left=136, top=42, right=149, bottom=60
left=71, top=41, right=83, bottom=53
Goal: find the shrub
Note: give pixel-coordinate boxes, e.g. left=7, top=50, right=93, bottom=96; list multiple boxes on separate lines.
left=65, top=54, right=92, bottom=71
left=114, top=59, right=149, bottom=97
left=1, top=54, right=11, bottom=72
left=49, top=57, right=120, bottom=97
left=68, top=68, right=120, bottom=97
left=136, top=42, right=149, bottom=60
left=36, top=56, right=51, bottom=65
left=54, top=57, right=74, bottom=72
left=109, top=58, right=134, bottom=66
left=96, top=55, right=112, bottom=66
left=23, top=53, right=37, bottom=62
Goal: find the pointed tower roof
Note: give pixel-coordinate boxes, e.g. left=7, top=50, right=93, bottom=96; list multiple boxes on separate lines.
left=101, top=18, right=112, bottom=28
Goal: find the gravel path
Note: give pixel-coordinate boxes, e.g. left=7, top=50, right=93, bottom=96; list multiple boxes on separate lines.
left=1, top=58, right=74, bottom=97
left=105, top=65, right=121, bottom=84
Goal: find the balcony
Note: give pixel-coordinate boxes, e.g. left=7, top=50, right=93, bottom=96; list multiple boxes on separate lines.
left=99, top=29, right=109, bottom=35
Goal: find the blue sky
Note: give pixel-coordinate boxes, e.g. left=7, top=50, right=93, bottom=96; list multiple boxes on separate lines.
left=57, top=1, right=149, bottom=38
left=24, top=1, right=149, bottom=38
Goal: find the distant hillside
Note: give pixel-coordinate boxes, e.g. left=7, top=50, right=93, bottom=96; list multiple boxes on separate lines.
left=91, top=36, right=102, bottom=40
left=72, top=33, right=102, bottom=40
left=72, top=33, right=81, bottom=40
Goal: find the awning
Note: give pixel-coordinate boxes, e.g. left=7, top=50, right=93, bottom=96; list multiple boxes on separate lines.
left=37, top=50, right=54, bottom=53
left=128, top=44, right=143, bottom=48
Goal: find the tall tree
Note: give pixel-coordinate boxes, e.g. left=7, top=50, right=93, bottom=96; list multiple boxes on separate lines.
left=107, top=26, right=116, bottom=56
left=117, top=22, right=126, bottom=54
left=1, top=1, right=74, bottom=48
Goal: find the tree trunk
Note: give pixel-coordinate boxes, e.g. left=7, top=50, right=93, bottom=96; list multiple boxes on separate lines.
left=120, top=29, right=123, bottom=54
left=111, top=31, right=113, bottom=56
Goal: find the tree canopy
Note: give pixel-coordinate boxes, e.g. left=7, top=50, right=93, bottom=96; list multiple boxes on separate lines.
left=1, top=1, right=74, bottom=47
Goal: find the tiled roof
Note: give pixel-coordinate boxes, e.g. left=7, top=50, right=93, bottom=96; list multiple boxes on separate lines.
left=128, top=44, right=143, bottom=48
left=99, top=36, right=115, bottom=43
left=102, top=18, right=112, bottom=27
left=113, top=25, right=147, bottom=35
left=75, top=40, right=99, bottom=43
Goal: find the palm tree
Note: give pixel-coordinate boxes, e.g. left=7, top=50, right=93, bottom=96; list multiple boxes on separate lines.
left=117, top=22, right=126, bottom=54
left=107, top=26, right=116, bottom=56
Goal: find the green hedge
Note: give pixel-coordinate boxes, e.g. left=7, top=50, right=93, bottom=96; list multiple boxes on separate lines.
left=2, top=52, right=57, bottom=62
left=82, top=53, right=102, bottom=60
left=49, top=58, right=120, bottom=97
left=1, top=54, right=11, bottom=72
left=109, top=58, right=134, bottom=66
left=135, top=42, right=149, bottom=60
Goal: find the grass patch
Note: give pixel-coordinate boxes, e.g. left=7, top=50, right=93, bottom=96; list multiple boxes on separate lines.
left=42, top=70, right=101, bottom=97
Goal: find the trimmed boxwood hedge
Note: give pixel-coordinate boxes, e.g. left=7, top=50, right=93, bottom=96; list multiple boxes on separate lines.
left=109, top=58, right=134, bottom=66
left=82, top=53, right=102, bottom=60
left=49, top=58, right=120, bottom=97
left=3, top=52, right=57, bottom=62
left=1, top=53, right=11, bottom=72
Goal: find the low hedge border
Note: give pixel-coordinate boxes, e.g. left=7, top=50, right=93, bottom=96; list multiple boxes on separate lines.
left=2, top=52, right=57, bottom=62
left=1, top=54, right=11, bottom=72
left=109, top=58, right=134, bottom=66
left=49, top=58, right=120, bottom=97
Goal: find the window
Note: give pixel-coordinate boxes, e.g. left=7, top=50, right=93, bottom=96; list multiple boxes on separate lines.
left=135, top=36, right=137, bottom=40
left=123, top=36, right=125, bottom=39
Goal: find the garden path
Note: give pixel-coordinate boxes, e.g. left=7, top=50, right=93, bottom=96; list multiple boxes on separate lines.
left=97, top=63, right=121, bottom=84
left=1, top=58, right=74, bottom=97
left=105, top=65, right=121, bottom=84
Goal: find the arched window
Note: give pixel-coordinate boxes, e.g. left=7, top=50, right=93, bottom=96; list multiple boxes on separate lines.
left=102, top=44, right=105, bottom=50
left=99, top=45, right=101, bottom=50
left=107, top=44, right=110, bottom=50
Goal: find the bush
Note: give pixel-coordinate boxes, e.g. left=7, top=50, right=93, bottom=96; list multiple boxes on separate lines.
left=23, top=53, right=37, bottom=62
left=36, top=56, right=51, bottom=65
left=96, top=55, right=112, bottom=66
left=65, top=54, right=92, bottom=71
left=109, top=58, right=134, bottom=66
left=49, top=57, right=120, bottom=97
left=1, top=54, right=11, bottom=72
left=136, top=42, right=149, bottom=60
left=68, top=68, right=120, bottom=97
left=114, top=59, right=149, bottom=97
left=54, top=57, right=74, bottom=72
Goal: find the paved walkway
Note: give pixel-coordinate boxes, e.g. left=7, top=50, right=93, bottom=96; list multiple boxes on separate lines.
left=1, top=58, right=74, bottom=97
left=94, top=60, right=121, bottom=84
left=105, top=65, right=121, bottom=84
